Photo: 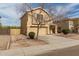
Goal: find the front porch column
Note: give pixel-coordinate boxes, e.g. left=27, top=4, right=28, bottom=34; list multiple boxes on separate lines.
left=47, top=25, right=50, bottom=35
left=55, top=25, right=58, bottom=34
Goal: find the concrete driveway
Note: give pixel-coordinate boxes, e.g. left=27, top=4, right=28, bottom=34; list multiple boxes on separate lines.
left=37, top=45, right=79, bottom=56
left=0, top=35, right=79, bottom=56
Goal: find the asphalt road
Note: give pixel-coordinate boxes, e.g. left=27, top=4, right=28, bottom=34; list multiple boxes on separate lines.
left=37, top=45, right=79, bottom=56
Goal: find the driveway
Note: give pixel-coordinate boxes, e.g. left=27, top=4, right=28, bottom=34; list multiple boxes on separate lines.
left=37, top=45, right=79, bottom=56
left=56, top=33, right=79, bottom=40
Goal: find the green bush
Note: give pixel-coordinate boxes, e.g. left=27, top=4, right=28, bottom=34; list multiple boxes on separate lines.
left=62, top=29, right=70, bottom=35
left=28, top=32, right=35, bottom=39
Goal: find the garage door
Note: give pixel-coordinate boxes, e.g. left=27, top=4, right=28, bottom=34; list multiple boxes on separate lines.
left=39, top=28, right=47, bottom=35
left=28, top=27, right=48, bottom=36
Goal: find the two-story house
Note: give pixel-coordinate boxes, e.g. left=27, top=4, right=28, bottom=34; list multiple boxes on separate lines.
left=20, top=8, right=58, bottom=35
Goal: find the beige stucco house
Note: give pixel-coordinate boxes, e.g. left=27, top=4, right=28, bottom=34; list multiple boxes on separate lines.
left=55, top=18, right=79, bottom=33
left=20, top=8, right=57, bottom=35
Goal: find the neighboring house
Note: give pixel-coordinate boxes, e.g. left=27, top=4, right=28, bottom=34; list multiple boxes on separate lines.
left=54, top=18, right=79, bottom=33
left=20, top=8, right=57, bottom=35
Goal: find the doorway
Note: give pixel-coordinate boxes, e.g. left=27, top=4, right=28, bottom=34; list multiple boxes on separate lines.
left=49, top=25, right=55, bottom=34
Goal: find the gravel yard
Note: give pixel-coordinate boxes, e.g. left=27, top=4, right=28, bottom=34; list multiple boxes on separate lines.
left=10, top=35, right=48, bottom=49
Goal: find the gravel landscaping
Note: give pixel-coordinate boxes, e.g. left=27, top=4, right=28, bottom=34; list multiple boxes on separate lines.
left=10, top=35, right=48, bottom=49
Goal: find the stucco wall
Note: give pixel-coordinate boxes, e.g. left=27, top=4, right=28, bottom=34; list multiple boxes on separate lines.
left=27, top=8, right=50, bottom=26
left=27, top=26, right=48, bottom=36
left=74, top=20, right=79, bottom=26
left=10, top=28, right=48, bottom=36
left=27, top=8, right=50, bottom=35
left=10, top=29, right=20, bottom=35
left=69, top=20, right=74, bottom=30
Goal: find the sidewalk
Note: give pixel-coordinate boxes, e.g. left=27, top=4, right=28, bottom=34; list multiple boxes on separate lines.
left=0, top=35, right=79, bottom=56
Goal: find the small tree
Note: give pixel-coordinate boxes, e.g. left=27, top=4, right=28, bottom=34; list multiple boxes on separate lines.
left=31, top=3, right=46, bottom=39
left=27, top=3, right=48, bottom=39
left=16, top=3, right=47, bottom=39
left=48, top=6, right=71, bottom=22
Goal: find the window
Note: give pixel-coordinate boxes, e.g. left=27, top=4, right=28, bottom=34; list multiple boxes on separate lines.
left=32, top=13, right=45, bottom=25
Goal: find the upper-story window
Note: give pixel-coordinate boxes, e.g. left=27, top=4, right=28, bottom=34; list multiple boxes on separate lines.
left=32, top=13, right=45, bottom=25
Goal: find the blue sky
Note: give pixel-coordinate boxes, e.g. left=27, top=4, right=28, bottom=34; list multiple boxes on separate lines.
left=0, top=3, right=79, bottom=26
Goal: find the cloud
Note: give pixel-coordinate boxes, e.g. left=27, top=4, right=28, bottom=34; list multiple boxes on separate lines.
left=0, top=3, right=79, bottom=26
left=67, top=12, right=79, bottom=18
left=66, top=3, right=79, bottom=8
left=50, top=3, right=79, bottom=19
left=0, top=3, right=21, bottom=26
left=1, top=18, right=20, bottom=26
left=0, top=6, right=20, bottom=19
left=64, top=4, right=79, bottom=18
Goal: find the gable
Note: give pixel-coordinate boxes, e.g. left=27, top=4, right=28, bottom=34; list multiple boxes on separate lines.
left=28, top=8, right=50, bottom=23
left=21, top=8, right=50, bottom=20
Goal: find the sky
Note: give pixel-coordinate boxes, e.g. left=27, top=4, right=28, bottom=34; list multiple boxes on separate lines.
left=0, top=3, right=79, bottom=26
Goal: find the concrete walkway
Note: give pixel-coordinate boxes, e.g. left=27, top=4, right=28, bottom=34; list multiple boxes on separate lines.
left=0, top=35, right=79, bottom=56
left=0, top=35, right=11, bottom=50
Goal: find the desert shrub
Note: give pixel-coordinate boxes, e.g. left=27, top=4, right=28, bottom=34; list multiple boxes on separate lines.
left=62, top=29, right=70, bottom=35
left=28, top=32, right=35, bottom=39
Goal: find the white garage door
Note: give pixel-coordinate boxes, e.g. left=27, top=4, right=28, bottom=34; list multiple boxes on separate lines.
left=39, top=28, right=47, bottom=35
